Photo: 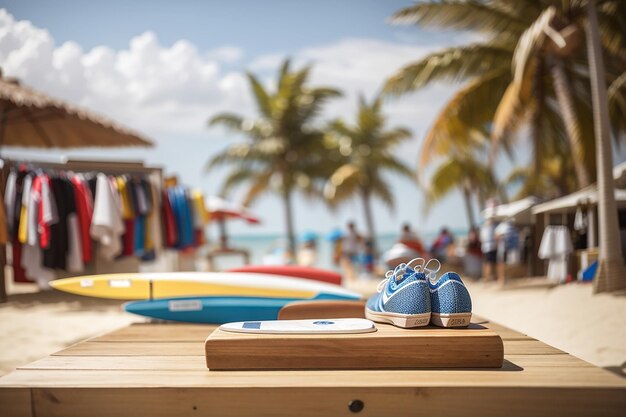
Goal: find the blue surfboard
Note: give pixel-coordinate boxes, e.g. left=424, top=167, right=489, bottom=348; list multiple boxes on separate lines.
left=124, top=293, right=355, bottom=324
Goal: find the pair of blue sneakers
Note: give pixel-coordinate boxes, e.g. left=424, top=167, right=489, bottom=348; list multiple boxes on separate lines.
left=365, top=258, right=472, bottom=328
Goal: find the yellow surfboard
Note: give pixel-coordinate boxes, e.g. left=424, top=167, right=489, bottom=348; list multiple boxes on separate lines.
left=49, top=272, right=361, bottom=300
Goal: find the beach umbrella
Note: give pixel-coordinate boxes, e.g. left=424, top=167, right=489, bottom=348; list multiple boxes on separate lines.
left=300, top=231, right=318, bottom=243
left=205, top=196, right=260, bottom=248
left=0, top=72, right=153, bottom=149
left=326, top=228, right=343, bottom=242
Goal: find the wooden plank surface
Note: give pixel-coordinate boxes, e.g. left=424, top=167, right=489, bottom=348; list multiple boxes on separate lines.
left=1, top=317, right=625, bottom=417
left=2, top=364, right=624, bottom=388
left=53, top=338, right=560, bottom=357
left=24, top=387, right=626, bottom=417
left=89, top=323, right=215, bottom=342
left=18, top=353, right=593, bottom=372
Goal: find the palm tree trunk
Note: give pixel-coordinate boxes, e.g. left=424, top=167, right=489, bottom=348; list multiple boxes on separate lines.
left=530, top=58, right=545, bottom=194
left=585, top=0, right=625, bottom=293
left=462, top=184, right=476, bottom=229
left=550, top=57, right=591, bottom=188
left=361, top=188, right=377, bottom=257
left=282, top=187, right=296, bottom=262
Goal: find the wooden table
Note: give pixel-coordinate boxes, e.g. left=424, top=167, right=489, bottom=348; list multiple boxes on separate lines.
left=1, top=316, right=624, bottom=416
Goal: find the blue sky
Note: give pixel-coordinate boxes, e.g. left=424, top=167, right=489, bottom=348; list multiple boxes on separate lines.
left=3, top=0, right=446, bottom=53
left=0, top=1, right=514, bottom=240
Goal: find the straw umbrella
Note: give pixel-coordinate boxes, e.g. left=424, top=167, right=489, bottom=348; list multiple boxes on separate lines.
left=0, top=71, right=153, bottom=302
left=0, top=72, right=152, bottom=149
left=584, top=1, right=626, bottom=293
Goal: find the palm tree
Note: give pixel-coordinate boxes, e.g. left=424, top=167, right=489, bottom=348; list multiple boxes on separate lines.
left=207, top=59, right=341, bottom=256
left=323, top=94, right=414, bottom=253
left=424, top=154, right=498, bottom=229
left=584, top=0, right=625, bottom=293
left=385, top=0, right=626, bottom=196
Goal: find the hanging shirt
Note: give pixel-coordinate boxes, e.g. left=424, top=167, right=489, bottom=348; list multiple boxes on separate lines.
left=147, top=174, right=163, bottom=255
left=38, top=174, right=58, bottom=249
left=191, top=190, right=208, bottom=228
left=21, top=175, right=55, bottom=287
left=116, top=176, right=134, bottom=220
left=4, top=170, right=17, bottom=237
left=162, top=189, right=177, bottom=247
left=90, top=173, right=125, bottom=260
left=43, top=177, right=79, bottom=271
left=538, top=225, right=573, bottom=283
left=71, top=174, right=94, bottom=263
left=17, top=174, right=33, bottom=244
left=0, top=195, right=7, bottom=245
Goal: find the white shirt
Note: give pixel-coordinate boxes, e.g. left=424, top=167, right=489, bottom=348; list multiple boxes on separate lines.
left=90, top=173, right=125, bottom=260
left=480, top=221, right=496, bottom=253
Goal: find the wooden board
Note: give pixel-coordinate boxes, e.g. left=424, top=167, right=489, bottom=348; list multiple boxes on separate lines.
left=277, top=300, right=366, bottom=320
left=204, top=323, right=504, bottom=370
left=2, top=317, right=625, bottom=417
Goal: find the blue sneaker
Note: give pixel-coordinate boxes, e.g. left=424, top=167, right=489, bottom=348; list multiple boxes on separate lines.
left=424, top=260, right=472, bottom=327
left=365, top=259, right=431, bottom=328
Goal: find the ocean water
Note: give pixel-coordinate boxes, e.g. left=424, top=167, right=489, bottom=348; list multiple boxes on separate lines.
left=210, top=229, right=469, bottom=271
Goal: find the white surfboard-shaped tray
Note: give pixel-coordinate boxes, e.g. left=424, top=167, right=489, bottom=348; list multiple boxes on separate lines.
left=219, top=318, right=377, bottom=334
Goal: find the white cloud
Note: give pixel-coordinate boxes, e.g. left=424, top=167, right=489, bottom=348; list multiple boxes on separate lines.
left=206, top=45, right=244, bottom=63
left=0, top=10, right=249, bottom=138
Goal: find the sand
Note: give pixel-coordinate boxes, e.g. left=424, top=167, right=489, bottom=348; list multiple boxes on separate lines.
left=1, top=276, right=625, bottom=378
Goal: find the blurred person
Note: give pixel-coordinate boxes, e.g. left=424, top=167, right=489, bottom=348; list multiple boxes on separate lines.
left=430, top=227, right=453, bottom=262
left=327, top=228, right=343, bottom=267
left=298, top=233, right=318, bottom=267
left=398, top=223, right=425, bottom=255
left=495, top=218, right=520, bottom=286
left=342, top=221, right=363, bottom=282
left=464, top=227, right=482, bottom=278
left=480, top=218, right=497, bottom=281
left=362, top=238, right=375, bottom=275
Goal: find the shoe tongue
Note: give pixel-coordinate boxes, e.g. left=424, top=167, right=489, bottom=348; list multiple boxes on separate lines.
left=396, top=266, right=414, bottom=282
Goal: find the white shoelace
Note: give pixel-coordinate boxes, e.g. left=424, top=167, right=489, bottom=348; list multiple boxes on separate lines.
left=376, top=258, right=442, bottom=293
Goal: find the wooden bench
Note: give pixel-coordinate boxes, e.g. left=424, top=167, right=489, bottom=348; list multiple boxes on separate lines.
left=1, top=316, right=624, bottom=416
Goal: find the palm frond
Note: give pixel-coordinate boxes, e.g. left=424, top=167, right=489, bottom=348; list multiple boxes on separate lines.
left=378, top=127, right=412, bottom=147
left=247, top=73, right=272, bottom=118
left=242, top=171, right=274, bottom=206
left=420, top=70, right=509, bottom=165
left=492, top=76, right=534, bottom=145
left=209, top=113, right=244, bottom=130
left=221, top=168, right=258, bottom=195
left=375, top=156, right=415, bottom=180
left=391, top=1, right=530, bottom=35
left=370, top=175, right=395, bottom=210
left=324, top=163, right=362, bottom=202
left=512, top=7, right=555, bottom=87
left=384, top=44, right=512, bottom=95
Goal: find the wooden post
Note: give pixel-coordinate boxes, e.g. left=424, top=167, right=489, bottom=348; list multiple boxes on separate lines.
left=0, top=159, right=8, bottom=303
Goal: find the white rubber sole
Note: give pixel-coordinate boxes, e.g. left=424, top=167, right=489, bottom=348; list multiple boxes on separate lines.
left=365, top=309, right=431, bottom=328
left=430, top=312, right=472, bottom=328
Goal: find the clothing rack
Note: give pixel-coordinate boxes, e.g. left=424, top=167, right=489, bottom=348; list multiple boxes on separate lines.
left=0, top=158, right=164, bottom=303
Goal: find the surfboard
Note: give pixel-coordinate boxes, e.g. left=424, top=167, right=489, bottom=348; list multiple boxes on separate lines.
left=124, top=293, right=353, bottom=324
left=49, top=272, right=361, bottom=301
left=227, top=265, right=342, bottom=285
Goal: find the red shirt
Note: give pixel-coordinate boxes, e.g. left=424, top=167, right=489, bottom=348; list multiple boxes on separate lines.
left=71, top=176, right=94, bottom=263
